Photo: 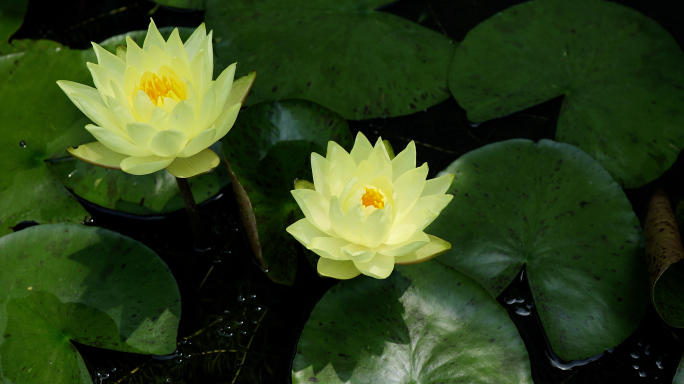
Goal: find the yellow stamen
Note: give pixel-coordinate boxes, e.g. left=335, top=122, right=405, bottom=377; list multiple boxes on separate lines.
left=361, top=187, right=384, bottom=209
left=138, top=66, right=187, bottom=107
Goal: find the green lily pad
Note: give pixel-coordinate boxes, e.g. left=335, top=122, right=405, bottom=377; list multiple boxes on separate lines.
left=0, top=0, right=27, bottom=41
left=431, top=139, right=647, bottom=361
left=292, top=260, right=532, bottom=383
left=674, top=355, right=684, bottom=384
left=221, top=99, right=352, bottom=285
left=0, top=39, right=94, bottom=236
left=0, top=223, right=181, bottom=384
left=205, top=0, right=454, bottom=119
left=151, top=0, right=204, bottom=10
left=48, top=143, right=230, bottom=215
left=448, top=0, right=684, bottom=188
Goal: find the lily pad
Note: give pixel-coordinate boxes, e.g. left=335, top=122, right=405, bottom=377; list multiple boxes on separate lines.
left=0, top=39, right=94, bottom=236
left=431, top=139, right=648, bottom=361
left=221, top=99, right=352, bottom=285
left=151, top=0, right=204, bottom=10
left=448, top=0, right=684, bottom=188
left=48, top=143, right=230, bottom=215
left=292, top=260, right=532, bottom=383
left=205, top=0, right=454, bottom=119
left=0, top=223, right=181, bottom=384
left=644, top=189, right=684, bottom=327
left=0, top=0, right=27, bottom=41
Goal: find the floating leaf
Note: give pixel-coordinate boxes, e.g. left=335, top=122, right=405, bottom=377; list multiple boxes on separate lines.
left=431, top=139, right=647, bottom=361
left=0, top=223, right=180, bottom=383
left=0, top=40, right=94, bottom=236
left=221, top=100, right=352, bottom=285
left=644, top=189, right=684, bottom=327
left=150, top=0, right=204, bottom=10
left=205, top=0, right=454, bottom=119
left=449, top=0, right=684, bottom=187
left=292, top=260, right=532, bottom=383
left=0, top=0, right=27, bottom=41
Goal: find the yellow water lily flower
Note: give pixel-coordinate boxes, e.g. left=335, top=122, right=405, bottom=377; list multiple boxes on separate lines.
left=57, top=20, right=255, bottom=177
left=286, top=133, right=454, bottom=279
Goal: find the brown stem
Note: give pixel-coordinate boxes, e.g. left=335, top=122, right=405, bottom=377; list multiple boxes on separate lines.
left=176, top=177, right=210, bottom=251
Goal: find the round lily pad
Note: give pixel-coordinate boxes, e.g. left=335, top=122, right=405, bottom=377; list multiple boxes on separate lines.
left=221, top=99, right=352, bottom=285
left=0, top=223, right=181, bottom=383
left=0, top=0, right=27, bottom=41
left=0, top=39, right=94, bottom=236
left=292, top=260, right=532, bottom=383
left=431, top=139, right=648, bottom=361
left=449, top=0, right=684, bottom=188
left=205, top=0, right=454, bottom=119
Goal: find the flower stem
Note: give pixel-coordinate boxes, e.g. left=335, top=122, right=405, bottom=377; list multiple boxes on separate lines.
left=176, top=177, right=211, bottom=251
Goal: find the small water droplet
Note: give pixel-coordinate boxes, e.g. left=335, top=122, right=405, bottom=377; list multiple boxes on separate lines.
left=212, top=256, right=222, bottom=264
left=165, top=378, right=172, bottom=383
left=656, top=360, right=664, bottom=369
left=183, top=353, right=192, bottom=358
left=504, top=296, right=524, bottom=305
left=174, top=358, right=183, bottom=364
left=249, top=294, right=257, bottom=299
left=240, top=330, right=247, bottom=335
left=236, top=320, right=244, bottom=326
left=237, top=294, right=246, bottom=302
left=223, top=309, right=231, bottom=315
left=515, top=307, right=531, bottom=316
left=254, top=306, right=262, bottom=312
left=468, top=121, right=482, bottom=128
left=263, top=269, right=269, bottom=273
left=252, top=320, right=258, bottom=324
left=631, top=353, right=640, bottom=359
left=633, top=364, right=639, bottom=369
left=19, top=140, right=26, bottom=148
left=639, top=371, right=646, bottom=378
left=181, top=339, right=190, bottom=345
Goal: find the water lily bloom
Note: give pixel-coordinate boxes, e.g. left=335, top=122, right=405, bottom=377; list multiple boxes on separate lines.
left=286, top=133, right=454, bottom=279
left=57, top=20, right=255, bottom=177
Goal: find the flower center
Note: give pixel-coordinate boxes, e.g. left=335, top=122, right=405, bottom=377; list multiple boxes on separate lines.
left=139, top=67, right=187, bottom=107
left=361, top=187, right=384, bottom=209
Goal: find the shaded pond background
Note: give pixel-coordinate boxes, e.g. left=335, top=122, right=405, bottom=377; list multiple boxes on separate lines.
left=6, top=0, right=684, bottom=382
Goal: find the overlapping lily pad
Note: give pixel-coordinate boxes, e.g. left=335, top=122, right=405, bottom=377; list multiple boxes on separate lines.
left=292, top=260, right=532, bottom=383
left=205, top=0, right=454, bottom=119
left=0, top=0, right=27, bottom=41
left=221, top=99, right=352, bottom=285
left=449, top=0, right=684, bottom=188
left=0, top=223, right=181, bottom=384
left=431, top=139, right=648, bottom=361
left=0, top=39, right=94, bottom=236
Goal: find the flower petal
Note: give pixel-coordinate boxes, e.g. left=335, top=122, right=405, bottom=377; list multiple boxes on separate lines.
left=367, top=138, right=392, bottom=180
left=212, top=102, right=241, bottom=141
left=327, top=142, right=357, bottom=197
left=361, top=203, right=393, bottom=248
left=142, top=19, right=166, bottom=53
left=67, top=142, right=126, bottom=169
left=91, top=42, right=127, bottom=75
left=177, top=128, right=216, bottom=158
left=106, top=95, right=135, bottom=126
left=286, top=218, right=328, bottom=246
left=311, top=153, right=330, bottom=199
left=121, top=155, right=174, bottom=175
left=349, top=131, right=373, bottom=165
left=125, top=36, right=146, bottom=72
left=126, top=122, right=158, bottom=150
left=397, top=194, right=454, bottom=232
left=308, top=237, right=350, bottom=260
left=56, top=80, right=101, bottom=115
left=164, top=28, right=190, bottom=64
left=422, top=174, right=454, bottom=197
left=394, top=163, right=428, bottom=222
left=165, top=148, right=220, bottom=178
left=340, top=243, right=375, bottom=263
left=329, top=196, right=348, bottom=240
left=72, top=94, right=124, bottom=134
left=144, top=45, right=169, bottom=73
left=190, top=48, right=208, bottom=96
left=353, top=253, right=395, bottom=279
left=317, top=258, right=361, bottom=280
left=125, top=65, right=143, bottom=106
left=184, top=22, right=207, bottom=61
left=385, top=223, right=418, bottom=245
left=225, top=70, right=256, bottom=107
left=195, top=82, right=216, bottom=134
left=150, top=129, right=188, bottom=157
left=168, top=100, right=195, bottom=136
left=376, top=231, right=429, bottom=257
left=391, top=140, right=416, bottom=182
left=393, top=235, right=451, bottom=265
left=214, top=62, right=236, bottom=110
left=291, top=189, right=332, bottom=234
left=87, top=62, right=119, bottom=103
left=85, top=124, right=151, bottom=157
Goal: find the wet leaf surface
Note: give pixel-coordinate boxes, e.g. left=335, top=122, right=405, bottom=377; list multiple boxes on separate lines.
left=0, top=223, right=180, bottom=383
left=431, top=139, right=648, bottom=361
left=205, top=0, right=454, bottom=119
left=0, top=0, right=27, bottom=41
left=449, top=0, right=684, bottom=188
left=293, top=260, right=532, bottom=383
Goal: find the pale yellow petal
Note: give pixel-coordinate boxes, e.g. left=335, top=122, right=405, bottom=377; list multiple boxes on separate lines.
left=150, top=129, right=188, bottom=157
left=360, top=203, right=393, bottom=248
left=85, top=124, right=151, bottom=157
left=120, top=155, right=173, bottom=175
left=225, top=70, right=256, bottom=106
left=212, top=103, right=241, bottom=141
left=168, top=100, right=195, bottom=135
left=327, top=142, right=357, bottom=197
left=291, top=189, right=331, bottom=234
left=329, top=197, right=347, bottom=240
left=203, top=31, right=214, bottom=80
left=183, top=22, right=207, bottom=61
left=164, top=28, right=190, bottom=64
left=124, top=65, right=142, bottom=106
left=56, top=80, right=101, bottom=116
left=214, top=62, right=236, bottom=110
left=177, top=128, right=216, bottom=158
left=367, top=138, right=392, bottom=180
left=396, top=194, right=453, bottom=232
left=126, top=122, right=158, bottom=150
left=340, top=243, right=375, bottom=263
left=391, top=141, right=416, bottom=182
left=394, top=163, right=428, bottom=221
left=311, top=152, right=330, bottom=199
left=286, top=218, right=328, bottom=246
left=125, top=36, right=146, bottom=72
left=353, top=254, right=394, bottom=279
left=132, top=89, right=156, bottom=122
left=376, top=231, right=429, bottom=257
left=195, top=82, right=216, bottom=133
left=317, top=259, right=361, bottom=280
left=308, top=237, right=349, bottom=261
left=421, top=174, right=454, bottom=197
left=349, top=131, right=373, bottom=165
left=165, top=148, right=219, bottom=178
left=190, top=48, right=208, bottom=95
left=144, top=45, right=169, bottom=73
left=67, top=142, right=126, bottom=169
left=394, top=235, right=451, bottom=265
left=91, top=42, right=126, bottom=75
left=142, top=19, right=166, bottom=52
left=72, top=94, right=124, bottom=134
left=105, top=95, right=135, bottom=126
left=385, top=223, right=418, bottom=245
